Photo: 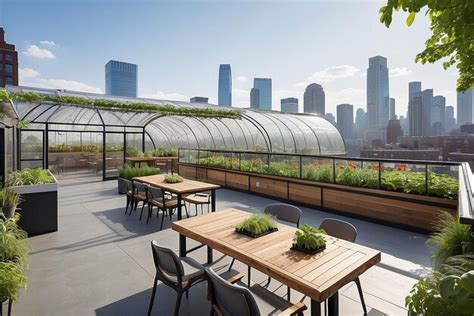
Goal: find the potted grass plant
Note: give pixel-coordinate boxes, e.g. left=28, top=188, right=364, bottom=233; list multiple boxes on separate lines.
left=117, top=165, right=160, bottom=194
left=0, top=189, right=21, bottom=219
left=164, top=175, right=183, bottom=184
left=235, top=213, right=278, bottom=238
left=291, top=225, right=326, bottom=254
left=0, top=214, right=29, bottom=306
left=5, top=168, right=57, bottom=236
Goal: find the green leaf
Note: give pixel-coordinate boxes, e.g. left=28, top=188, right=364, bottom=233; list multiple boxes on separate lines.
left=459, top=271, right=474, bottom=293
left=406, top=11, right=416, bottom=26
left=439, top=275, right=459, bottom=299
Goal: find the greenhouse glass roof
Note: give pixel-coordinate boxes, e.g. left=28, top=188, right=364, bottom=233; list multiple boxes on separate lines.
left=8, top=86, right=345, bottom=154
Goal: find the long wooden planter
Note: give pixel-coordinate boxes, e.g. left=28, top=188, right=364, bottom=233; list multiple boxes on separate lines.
left=178, top=163, right=458, bottom=233
left=10, top=171, right=58, bottom=236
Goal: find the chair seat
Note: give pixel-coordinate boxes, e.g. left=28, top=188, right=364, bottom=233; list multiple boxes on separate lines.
left=134, top=192, right=147, bottom=200
left=150, top=197, right=178, bottom=208
left=249, top=284, right=298, bottom=315
left=180, top=257, right=206, bottom=285
left=183, top=194, right=209, bottom=204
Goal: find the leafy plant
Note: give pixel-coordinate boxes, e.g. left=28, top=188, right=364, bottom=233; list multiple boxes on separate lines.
left=0, top=214, right=28, bottom=302
left=118, top=165, right=160, bottom=180
left=293, top=225, right=326, bottom=250
left=126, top=146, right=144, bottom=157
left=406, top=271, right=474, bottom=316
left=235, top=214, right=277, bottom=235
left=303, top=165, right=333, bottom=183
left=164, top=175, right=183, bottom=183
left=440, top=254, right=474, bottom=277
left=152, top=147, right=177, bottom=157
left=427, top=212, right=474, bottom=269
left=5, top=168, right=55, bottom=186
left=0, top=189, right=21, bottom=208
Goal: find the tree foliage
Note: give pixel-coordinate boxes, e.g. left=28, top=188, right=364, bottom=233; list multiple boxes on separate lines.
left=380, top=0, right=474, bottom=91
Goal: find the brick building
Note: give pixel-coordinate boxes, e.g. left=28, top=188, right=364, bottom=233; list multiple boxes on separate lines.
left=0, top=28, right=18, bottom=87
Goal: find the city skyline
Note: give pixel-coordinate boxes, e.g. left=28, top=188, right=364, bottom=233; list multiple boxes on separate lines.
left=1, top=1, right=459, bottom=116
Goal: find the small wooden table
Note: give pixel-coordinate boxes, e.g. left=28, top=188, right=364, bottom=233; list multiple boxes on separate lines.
left=125, top=156, right=178, bottom=168
left=172, top=209, right=381, bottom=316
left=134, top=174, right=220, bottom=260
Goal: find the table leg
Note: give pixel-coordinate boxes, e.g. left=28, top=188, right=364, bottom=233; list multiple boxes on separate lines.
left=311, top=299, right=321, bottom=316
left=328, top=291, right=339, bottom=316
left=177, top=194, right=182, bottom=220
left=207, top=246, right=213, bottom=264
left=179, top=234, right=186, bottom=257
left=211, top=189, right=216, bottom=213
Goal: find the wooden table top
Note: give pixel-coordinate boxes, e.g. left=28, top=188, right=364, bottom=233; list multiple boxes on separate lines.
left=133, top=174, right=220, bottom=194
left=172, top=208, right=381, bottom=302
left=125, top=156, right=178, bottom=162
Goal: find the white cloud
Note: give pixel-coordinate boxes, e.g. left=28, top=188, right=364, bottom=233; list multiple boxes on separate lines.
left=389, top=67, right=412, bottom=77
left=236, top=76, right=247, bottom=82
left=141, top=91, right=188, bottom=101
left=19, top=68, right=40, bottom=78
left=326, top=88, right=366, bottom=114
left=22, top=78, right=102, bottom=93
left=308, top=65, right=360, bottom=83
left=23, top=45, right=55, bottom=59
left=231, top=88, right=250, bottom=108
left=39, top=40, right=56, bottom=46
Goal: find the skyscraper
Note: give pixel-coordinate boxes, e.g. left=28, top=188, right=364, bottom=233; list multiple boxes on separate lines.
left=105, top=60, right=137, bottom=97
left=250, top=88, right=259, bottom=109
left=432, top=95, right=446, bottom=135
left=190, top=96, right=209, bottom=103
left=409, top=88, right=433, bottom=136
left=408, top=81, right=422, bottom=136
left=280, top=97, right=298, bottom=113
left=366, top=56, right=389, bottom=138
left=457, top=88, right=474, bottom=126
left=355, top=108, right=367, bottom=139
left=445, top=106, right=456, bottom=132
left=389, top=98, right=396, bottom=120
left=325, top=113, right=336, bottom=126
left=218, top=64, right=232, bottom=107
left=252, top=78, right=272, bottom=110
left=387, top=119, right=402, bottom=144
left=0, top=28, right=18, bottom=87
left=303, top=83, right=325, bottom=115
left=337, top=104, right=354, bottom=140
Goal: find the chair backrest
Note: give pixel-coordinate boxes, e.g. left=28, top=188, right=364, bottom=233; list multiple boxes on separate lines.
left=319, top=218, right=357, bottom=242
left=150, top=240, right=184, bottom=286
left=125, top=179, right=133, bottom=191
left=147, top=186, right=163, bottom=199
left=264, top=203, right=302, bottom=227
left=134, top=181, right=147, bottom=192
left=205, top=267, right=260, bottom=316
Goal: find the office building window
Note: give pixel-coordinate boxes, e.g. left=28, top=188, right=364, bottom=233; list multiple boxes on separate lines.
left=5, top=77, right=13, bottom=85
left=5, top=54, right=13, bottom=62
left=5, top=64, right=13, bottom=73
left=0, top=53, right=3, bottom=60
left=0, top=64, right=3, bottom=71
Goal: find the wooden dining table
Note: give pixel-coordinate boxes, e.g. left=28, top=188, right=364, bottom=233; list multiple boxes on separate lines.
left=172, top=208, right=381, bottom=316
left=133, top=174, right=220, bottom=261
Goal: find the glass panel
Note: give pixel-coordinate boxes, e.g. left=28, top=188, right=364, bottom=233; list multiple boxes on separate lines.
left=5, top=127, right=14, bottom=174
left=335, top=159, right=378, bottom=189
left=20, top=130, right=44, bottom=169
left=105, top=133, right=124, bottom=179
left=381, top=162, right=427, bottom=196
left=21, top=160, right=43, bottom=169
left=268, top=154, right=300, bottom=178
left=428, top=164, right=459, bottom=199
left=302, top=156, right=334, bottom=183
left=241, top=152, right=269, bottom=174
left=125, top=133, right=143, bottom=157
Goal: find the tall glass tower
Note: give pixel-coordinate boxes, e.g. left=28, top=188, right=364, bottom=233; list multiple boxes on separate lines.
left=218, top=64, right=232, bottom=107
left=105, top=60, right=137, bottom=97
left=366, top=56, right=389, bottom=139
left=253, top=78, right=272, bottom=110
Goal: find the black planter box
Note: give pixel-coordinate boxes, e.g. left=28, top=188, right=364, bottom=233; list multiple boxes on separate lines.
left=235, top=227, right=278, bottom=238
left=10, top=171, right=58, bottom=236
left=291, top=244, right=326, bottom=255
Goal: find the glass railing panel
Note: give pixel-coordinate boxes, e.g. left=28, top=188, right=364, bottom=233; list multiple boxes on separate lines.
left=241, top=152, right=269, bottom=174
left=335, top=159, right=377, bottom=188
left=302, top=156, right=334, bottom=183
left=381, top=162, right=427, bottom=196
left=428, top=164, right=459, bottom=200
left=268, top=154, right=300, bottom=178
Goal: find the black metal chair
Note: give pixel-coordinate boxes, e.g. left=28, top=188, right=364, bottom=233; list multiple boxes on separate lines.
left=182, top=192, right=211, bottom=216
left=148, top=241, right=206, bottom=316
left=130, top=181, right=148, bottom=221
left=124, top=179, right=134, bottom=214
left=206, top=267, right=307, bottom=316
left=146, top=186, right=181, bottom=228
left=319, top=218, right=368, bottom=315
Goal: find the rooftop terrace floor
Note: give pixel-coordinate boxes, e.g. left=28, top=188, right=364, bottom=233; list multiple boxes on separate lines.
left=12, top=179, right=434, bottom=315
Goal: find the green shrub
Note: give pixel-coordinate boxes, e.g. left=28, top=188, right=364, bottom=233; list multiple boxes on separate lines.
left=427, top=212, right=474, bottom=269
left=0, top=261, right=27, bottom=302
left=336, top=166, right=378, bottom=189
left=5, top=168, right=55, bottom=186
left=164, top=175, right=183, bottom=183
left=126, top=146, right=143, bottom=157
left=118, top=165, right=160, bottom=180
left=303, top=165, right=333, bottom=183
left=440, top=254, right=474, bottom=276
left=293, top=225, right=326, bottom=250
left=235, top=214, right=277, bottom=235
left=152, top=147, right=177, bottom=157
left=0, top=188, right=21, bottom=208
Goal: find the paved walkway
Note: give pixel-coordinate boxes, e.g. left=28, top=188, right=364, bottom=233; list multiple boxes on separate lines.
left=12, top=180, right=433, bottom=315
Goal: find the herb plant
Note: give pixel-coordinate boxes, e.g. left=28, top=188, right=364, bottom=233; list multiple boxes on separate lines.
left=293, top=225, right=326, bottom=251
left=164, top=175, right=183, bottom=183
left=0, top=189, right=21, bottom=208
left=5, top=168, right=55, bottom=186
left=151, top=147, right=177, bottom=157
left=235, top=214, right=278, bottom=235
left=118, top=165, right=160, bottom=180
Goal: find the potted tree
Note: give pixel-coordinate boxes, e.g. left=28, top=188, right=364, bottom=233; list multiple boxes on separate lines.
left=0, top=214, right=28, bottom=309
left=0, top=189, right=21, bottom=218
left=235, top=214, right=278, bottom=238
left=291, top=225, right=327, bottom=254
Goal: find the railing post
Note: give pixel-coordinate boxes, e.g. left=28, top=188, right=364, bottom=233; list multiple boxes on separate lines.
left=425, top=163, right=429, bottom=195
left=378, top=161, right=382, bottom=190
left=332, top=158, right=336, bottom=183
left=299, top=155, right=303, bottom=179
left=239, top=152, right=242, bottom=171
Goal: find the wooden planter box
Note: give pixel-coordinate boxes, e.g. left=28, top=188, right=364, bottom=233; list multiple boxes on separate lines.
left=10, top=171, right=58, bottom=236
left=178, top=163, right=458, bottom=233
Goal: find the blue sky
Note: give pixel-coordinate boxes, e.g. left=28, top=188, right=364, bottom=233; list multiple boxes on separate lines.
left=0, top=0, right=459, bottom=117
